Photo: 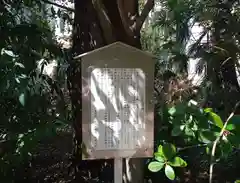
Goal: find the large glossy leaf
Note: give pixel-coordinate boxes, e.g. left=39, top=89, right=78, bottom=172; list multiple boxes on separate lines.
left=148, top=161, right=165, bottom=172
left=204, top=109, right=223, bottom=128
left=155, top=155, right=165, bottom=163
left=226, top=124, right=236, bottom=131
left=171, top=125, right=184, bottom=136
left=165, top=164, right=175, bottom=180
left=210, top=112, right=224, bottom=128
left=169, top=156, right=187, bottom=167
left=227, top=115, right=240, bottom=133
left=162, top=143, right=176, bottom=160
left=198, top=130, right=219, bottom=144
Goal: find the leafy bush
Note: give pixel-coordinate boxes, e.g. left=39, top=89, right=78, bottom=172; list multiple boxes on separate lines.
left=148, top=100, right=240, bottom=181
left=0, top=1, right=69, bottom=180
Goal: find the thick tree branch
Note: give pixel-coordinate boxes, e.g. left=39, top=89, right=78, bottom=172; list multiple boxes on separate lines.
left=117, top=0, right=134, bottom=37
left=136, top=0, right=154, bottom=31
left=92, top=0, right=115, bottom=44
left=40, top=0, right=74, bottom=12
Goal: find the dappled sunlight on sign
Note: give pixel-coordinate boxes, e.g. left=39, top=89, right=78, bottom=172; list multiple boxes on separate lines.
left=90, top=68, right=146, bottom=151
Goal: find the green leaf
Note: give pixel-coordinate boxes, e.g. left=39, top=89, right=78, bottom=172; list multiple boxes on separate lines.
left=210, top=112, right=223, bottom=128
left=205, top=110, right=223, bottom=128
left=171, top=125, right=184, bottom=136
left=148, top=161, right=164, bottom=172
left=155, top=145, right=167, bottom=160
left=168, top=107, right=176, bottom=116
left=165, top=164, right=175, bottom=180
left=157, top=144, right=163, bottom=153
left=170, top=103, right=187, bottom=116
left=154, top=152, right=162, bottom=157
left=228, top=134, right=240, bottom=147
left=155, top=155, right=165, bottom=163
left=234, top=180, right=240, bottom=183
left=204, top=108, right=213, bottom=113
left=227, top=115, right=240, bottom=133
left=19, top=93, right=26, bottom=106
left=184, top=126, right=195, bottom=137
left=18, top=133, right=24, bottom=139
left=198, top=130, right=219, bottom=144
left=162, top=143, right=176, bottom=160
left=188, top=99, right=198, bottom=106
left=226, top=124, right=235, bottom=131
left=191, top=122, right=198, bottom=131
left=169, top=156, right=187, bottom=167
left=206, top=146, right=210, bottom=155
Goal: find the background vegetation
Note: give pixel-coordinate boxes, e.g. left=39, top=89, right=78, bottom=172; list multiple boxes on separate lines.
left=0, top=0, right=240, bottom=182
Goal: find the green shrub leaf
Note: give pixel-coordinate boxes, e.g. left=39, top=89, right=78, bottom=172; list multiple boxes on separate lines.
left=198, top=130, right=219, bottom=144
left=157, top=144, right=163, bottom=153
left=169, top=156, right=187, bottom=167
left=155, top=155, right=165, bottom=163
left=204, top=109, right=223, bottom=128
left=162, top=143, right=176, bottom=160
left=168, top=107, right=176, bottom=116
left=226, top=124, right=236, bottom=131
left=165, top=164, right=175, bottom=180
left=148, top=161, right=164, bottom=172
left=204, top=108, right=213, bottom=113
left=171, top=125, right=184, bottom=136
left=210, top=112, right=224, bottom=128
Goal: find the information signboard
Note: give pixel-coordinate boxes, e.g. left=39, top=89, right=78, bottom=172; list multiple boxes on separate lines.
left=76, top=42, right=155, bottom=160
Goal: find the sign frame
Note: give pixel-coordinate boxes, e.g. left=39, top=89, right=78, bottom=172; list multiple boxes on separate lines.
left=76, top=42, right=155, bottom=160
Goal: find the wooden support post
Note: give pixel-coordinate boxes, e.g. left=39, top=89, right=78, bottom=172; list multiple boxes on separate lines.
left=114, top=158, right=123, bottom=183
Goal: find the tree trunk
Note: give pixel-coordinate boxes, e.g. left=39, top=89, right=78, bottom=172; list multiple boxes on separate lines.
left=69, top=0, right=154, bottom=182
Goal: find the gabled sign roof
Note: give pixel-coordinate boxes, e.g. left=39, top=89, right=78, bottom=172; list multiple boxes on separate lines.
left=74, top=41, right=155, bottom=60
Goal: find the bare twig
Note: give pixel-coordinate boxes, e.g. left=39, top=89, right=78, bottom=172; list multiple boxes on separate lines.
left=178, top=144, right=207, bottom=151
left=221, top=57, right=231, bottom=66
left=209, top=101, right=240, bottom=183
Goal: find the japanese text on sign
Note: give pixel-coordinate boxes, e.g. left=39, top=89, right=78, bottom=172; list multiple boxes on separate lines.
left=90, top=68, right=146, bottom=150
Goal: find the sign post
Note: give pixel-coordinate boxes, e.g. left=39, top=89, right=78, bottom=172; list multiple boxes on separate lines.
left=75, top=42, right=155, bottom=183
left=114, top=158, right=123, bottom=183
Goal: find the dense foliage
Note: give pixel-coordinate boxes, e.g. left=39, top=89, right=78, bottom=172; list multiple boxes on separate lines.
left=141, top=0, right=240, bottom=181
left=0, top=0, right=69, bottom=180
left=148, top=100, right=240, bottom=181
left=0, top=0, right=240, bottom=182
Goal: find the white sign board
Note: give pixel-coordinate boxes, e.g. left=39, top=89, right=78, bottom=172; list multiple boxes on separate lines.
left=78, top=42, right=154, bottom=160
left=90, top=68, right=146, bottom=151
